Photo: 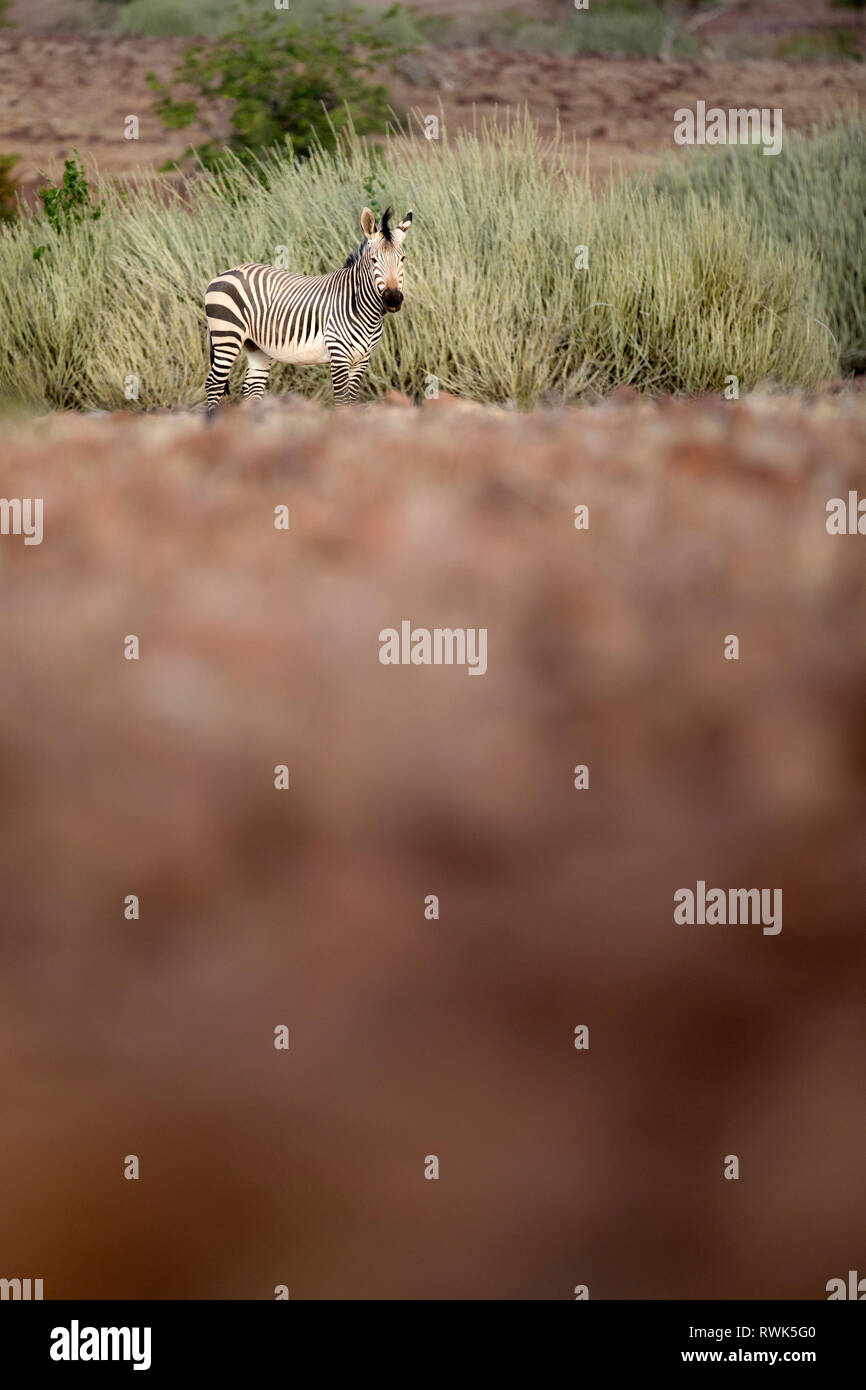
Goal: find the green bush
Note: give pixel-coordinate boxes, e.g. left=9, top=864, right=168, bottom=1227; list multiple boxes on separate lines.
left=37, top=151, right=105, bottom=233
left=0, top=114, right=840, bottom=411
left=653, top=115, right=866, bottom=372
left=147, top=0, right=415, bottom=166
left=32, top=152, right=105, bottom=261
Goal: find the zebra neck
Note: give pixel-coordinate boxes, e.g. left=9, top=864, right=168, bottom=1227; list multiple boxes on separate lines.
left=349, top=255, right=385, bottom=320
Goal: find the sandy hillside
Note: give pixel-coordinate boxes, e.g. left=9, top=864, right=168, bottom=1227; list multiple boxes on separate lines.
left=1, top=1, right=865, bottom=189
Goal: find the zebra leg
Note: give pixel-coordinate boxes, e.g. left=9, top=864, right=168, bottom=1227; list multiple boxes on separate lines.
left=241, top=347, right=272, bottom=404
left=327, top=347, right=353, bottom=406
left=205, top=332, right=242, bottom=413
left=344, top=353, right=371, bottom=405
left=328, top=347, right=369, bottom=406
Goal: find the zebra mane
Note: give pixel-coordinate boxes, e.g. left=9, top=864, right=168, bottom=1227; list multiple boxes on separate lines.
left=344, top=241, right=366, bottom=268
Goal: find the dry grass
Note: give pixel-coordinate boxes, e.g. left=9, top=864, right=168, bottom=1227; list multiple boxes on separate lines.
left=0, top=118, right=841, bottom=411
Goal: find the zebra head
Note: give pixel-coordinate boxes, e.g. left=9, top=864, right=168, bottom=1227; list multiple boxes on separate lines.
left=360, top=206, right=413, bottom=313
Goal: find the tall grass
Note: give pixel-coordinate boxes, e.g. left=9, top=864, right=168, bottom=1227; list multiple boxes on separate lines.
left=653, top=116, right=866, bottom=373
left=0, top=114, right=840, bottom=411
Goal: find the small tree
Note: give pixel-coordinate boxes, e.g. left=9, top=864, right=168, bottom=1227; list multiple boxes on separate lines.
left=147, top=0, right=415, bottom=168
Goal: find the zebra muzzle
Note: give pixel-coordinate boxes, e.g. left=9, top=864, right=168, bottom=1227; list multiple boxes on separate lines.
left=382, top=289, right=403, bottom=313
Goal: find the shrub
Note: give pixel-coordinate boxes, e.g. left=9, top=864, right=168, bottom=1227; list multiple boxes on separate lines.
left=32, top=152, right=105, bottom=261
left=147, top=0, right=415, bottom=167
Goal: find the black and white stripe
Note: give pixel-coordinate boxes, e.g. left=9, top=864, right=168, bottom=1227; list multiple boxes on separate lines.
left=204, top=206, right=413, bottom=410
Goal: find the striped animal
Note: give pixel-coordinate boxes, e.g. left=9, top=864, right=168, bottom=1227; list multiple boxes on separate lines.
left=204, top=206, right=413, bottom=410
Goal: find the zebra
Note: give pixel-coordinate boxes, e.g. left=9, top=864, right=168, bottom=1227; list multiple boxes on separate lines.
left=204, top=206, right=413, bottom=411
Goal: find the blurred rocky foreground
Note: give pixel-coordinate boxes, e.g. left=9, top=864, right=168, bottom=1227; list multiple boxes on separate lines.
left=0, top=389, right=864, bottom=1300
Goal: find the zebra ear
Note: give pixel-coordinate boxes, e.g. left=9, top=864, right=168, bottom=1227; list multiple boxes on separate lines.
left=396, top=210, right=413, bottom=234
left=360, top=207, right=377, bottom=238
